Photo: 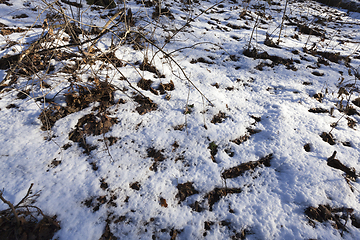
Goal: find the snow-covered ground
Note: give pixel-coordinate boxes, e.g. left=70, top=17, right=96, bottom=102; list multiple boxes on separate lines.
left=1, top=0, right=360, bottom=239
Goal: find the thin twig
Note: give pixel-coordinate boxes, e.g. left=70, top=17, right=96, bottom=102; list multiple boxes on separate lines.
left=0, top=190, right=20, bottom=227
left=15, top=183, right=34, bottom=208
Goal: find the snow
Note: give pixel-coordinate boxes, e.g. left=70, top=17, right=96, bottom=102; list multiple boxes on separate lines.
left=1, top=0, right=360, bottom=239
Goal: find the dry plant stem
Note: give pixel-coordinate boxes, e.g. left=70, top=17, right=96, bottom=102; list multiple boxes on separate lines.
left=329, top=113, right=345, bottom=134
left=96, top=47, right=147, bottom=98
left=0, top=190, right=20, bottom=227
left=135, top=31, right=214, bottom=106
left=248, top=14, right=259, bottom=49
left=150, top=0, right=226, bottom=63
left=185, top=85, right=191, bottom=133
left=15, top=183, right=34, bottom=208
left=167, top=42, right=230, bottom=56
left=277, top=0, right=288, bottom=45
left=87, top=9, right=126, bottom=53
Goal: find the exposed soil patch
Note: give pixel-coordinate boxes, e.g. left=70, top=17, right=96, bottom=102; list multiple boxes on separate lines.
left=320, top=132, right=335, bottom=145
left=0, top=185, right=60, bottom=240
left=0, top=213, right=60, bottom=240
left=159, top=197, right=168, bottom=208
left=243, top=48, right=296, bottom=71
left=158, top=80, right=174, bottom=94
left=352, top=97, right=360, bottom=107
left=133, top=95, right=158, bottom=115
left=327, top=151, right=357, bottom=181
left=140, top=61, right=165, bottom=78
left=308, top=107, right=329, bottom=113
left=211, top=111, right=227, bottom=124
left=86, top=0, right=116, bottom=8
left=230, top=127, right=261, bottom=145
left=40, top=82, right=116, bottom=130
left=313, top=93, right=323, bottom=102
left=13, top=13, right=29, bottom=19
left=304, top=49, right=350, bottom=64
left=351, top=215, right=360, bottom=228
left=152, top=6, right=175, bottom=20
left=147, top=148, right=165, bottom=171
left=346, top=117, right=356, bottom=129
left=297, top=24, right=324, bottom=37
left=130, top=182, right=141, bottom=191
left=0, top=27, right=27, bottom=35
left=314, top=0, right=360, bottom=13
left=312, top=71, right=324, bottom=76
left=344, top=106, right=359, bottom=116
left=99, top=223, right=118, bottom=240
left=97, top=52, right=123, bottom=67
left=305, top=204, right=354, bottom=232
left=222, top=154, right=273, bottom=179
left=208, top=141, right=218, bottom=163
left=264, top=34, right=280, bottom=48
left=176, top=182, right=199, bottom=202
left=16, top=89, right=30, bottom=99
left=0, top=0, right=12, bottom=6
left=69, top=113, right=117, bottom=153
left=190, top=57, right=214, bottom=64
left=82, top=194, right=117, bottom=212
left=137, top=78, right=153, bottom=91
left=205, top=187, right=242, bottom=211
left=49, top=158, right=61, bottom=168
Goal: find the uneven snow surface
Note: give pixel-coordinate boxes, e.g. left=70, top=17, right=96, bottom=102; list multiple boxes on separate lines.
left=1, top=0, right=360, bottom=239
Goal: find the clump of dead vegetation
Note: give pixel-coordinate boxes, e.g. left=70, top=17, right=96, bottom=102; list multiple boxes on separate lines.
left=0, top=184, right=60, bottom=240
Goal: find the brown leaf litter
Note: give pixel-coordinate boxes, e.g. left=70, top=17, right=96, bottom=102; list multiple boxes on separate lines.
left=39, top=81, right=116, bottom=130
left=221, top=154, right=273, bottom=179
left=176, top=182, right=199, bottom=202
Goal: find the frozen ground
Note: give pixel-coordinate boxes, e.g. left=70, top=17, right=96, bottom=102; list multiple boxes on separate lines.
left=1, top=0, right=360, bottom=239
